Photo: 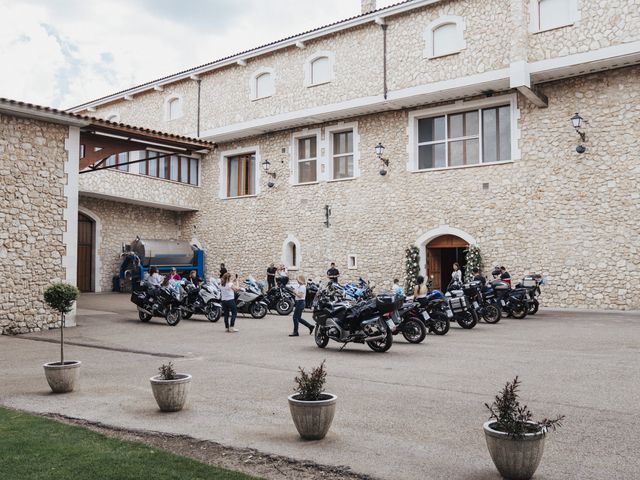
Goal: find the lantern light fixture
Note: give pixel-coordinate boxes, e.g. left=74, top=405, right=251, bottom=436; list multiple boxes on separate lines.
left=375, top=142, right=389, bottom=175
left=261, top=158, right=276, bottom=187
left=571, top=113, right=587, bottom=142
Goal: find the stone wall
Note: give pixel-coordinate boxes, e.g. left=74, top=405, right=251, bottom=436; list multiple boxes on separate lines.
left=188, top=66, right=640, bottom=310
left=0, top=114, right=69, bottom=334
left=78, top=196, right=185, bottom=292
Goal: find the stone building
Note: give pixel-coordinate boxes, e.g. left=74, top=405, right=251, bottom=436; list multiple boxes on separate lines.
left=2, top=0, right=638, bottom=335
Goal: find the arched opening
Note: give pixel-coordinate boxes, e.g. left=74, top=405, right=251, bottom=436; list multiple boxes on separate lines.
left=77, top=212, right=95, bottom=292
left=281, top=234, right=301, bottom=271
left=426, top=235, right=468, bottom=291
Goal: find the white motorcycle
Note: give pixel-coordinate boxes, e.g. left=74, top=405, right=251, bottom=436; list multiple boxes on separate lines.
left=180, top=279, right=222, bottom=322
left=236, top=277, right=268, bottom=318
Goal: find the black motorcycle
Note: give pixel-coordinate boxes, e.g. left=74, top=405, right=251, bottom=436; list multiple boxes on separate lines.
left=394, top=301, right=428, bottom=343
left=305, top=279, right=321, bottom=309
left=517, top=275, right=542, bottom=315
left=313, top=291, right=396, bottom=352
left=490, top=279, right=528, bottom=319
left=462, top=281, right=501, bottom=324
left=130, top=282, right=182, bottom=326
left=264, top=284, right=295, bottom=315
left=446, top=281, right=478, bottom=329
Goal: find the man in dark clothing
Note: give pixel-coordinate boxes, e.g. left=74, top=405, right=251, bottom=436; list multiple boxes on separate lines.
left=499, top=266, right=512, bottom=286
left=327, top=262, right=340, bottom=283
left=266, top=263, right=277, bottom=290
left=472, top=267, right=486, bottom=286
left=219, top=263, right=227, bottom=278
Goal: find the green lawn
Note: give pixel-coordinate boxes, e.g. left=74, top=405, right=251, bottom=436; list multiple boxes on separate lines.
left=0, top=407, right=260, bottom=480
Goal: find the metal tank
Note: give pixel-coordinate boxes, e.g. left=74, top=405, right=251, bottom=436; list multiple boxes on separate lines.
left=129, top=238, right=196, bottom=267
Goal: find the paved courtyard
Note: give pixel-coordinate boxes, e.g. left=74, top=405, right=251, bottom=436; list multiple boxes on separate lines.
left=1, top=293, right=639, bottom=479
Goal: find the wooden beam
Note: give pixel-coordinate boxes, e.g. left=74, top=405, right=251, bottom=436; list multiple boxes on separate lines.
left=79, top=132, right=155, bottom=171
left=516, top=86, right=548, bottom=108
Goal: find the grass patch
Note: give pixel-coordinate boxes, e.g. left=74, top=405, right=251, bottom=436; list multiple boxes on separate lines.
left=0, top=407, right=260, bottom=480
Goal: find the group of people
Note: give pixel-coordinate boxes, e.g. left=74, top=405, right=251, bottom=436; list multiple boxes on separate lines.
left=146, top=267, right=202, bottom=288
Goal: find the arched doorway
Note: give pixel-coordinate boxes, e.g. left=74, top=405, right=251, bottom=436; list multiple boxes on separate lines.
left=426, top=235, right=468, bottom=291
left=77, top=212, right=94, bottom=292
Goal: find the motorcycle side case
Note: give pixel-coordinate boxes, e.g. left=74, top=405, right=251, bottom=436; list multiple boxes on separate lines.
left=490, top=280, right=510, bottom=290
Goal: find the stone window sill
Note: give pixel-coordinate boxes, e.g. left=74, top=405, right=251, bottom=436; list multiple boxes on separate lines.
left=410, top=160, right=513, bottom=174
left=98, top=168, right=200, bottom=188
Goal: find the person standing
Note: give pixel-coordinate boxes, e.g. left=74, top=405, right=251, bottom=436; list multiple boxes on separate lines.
left=290, top=275, right=314, bottom=337
left=327, top=262, right=340, bottom=283
left=451, top=262, right=462, bottom=286
left=219, top=263, right=228, bottom=278
left=220, top=272, right=239, bottom=333
left=472, top=267, right=486, bottom=286
left=266, top=263, right=277, bottom=290
left=413, top=275, right=429, bottom=307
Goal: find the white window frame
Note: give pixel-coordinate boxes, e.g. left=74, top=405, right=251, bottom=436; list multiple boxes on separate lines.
left=218, top=146, right=261, bottom=199
left=290, top=129, right=321, bottom=185
left=282, top=234, right=301, bottom=271
left=423, top=15, right=467, bottom=59
left=304, top=51, right=335, bottom=87
left=407, top=94, right=521, bottom=173
left=250, top=67, right=275, bottom=101
left=164, top=95, right=183, bottom=121
left=347, top=254, right=358, bottom=270
left=326, top=122, right=360, bottom=182
left=530, top=0, right=580, bottom=33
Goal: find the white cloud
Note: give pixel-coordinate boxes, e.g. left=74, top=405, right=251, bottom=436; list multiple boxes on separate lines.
left=0, top=0, right=398, bottom=109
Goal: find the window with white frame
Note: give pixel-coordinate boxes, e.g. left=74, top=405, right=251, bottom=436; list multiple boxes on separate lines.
left=226, top=153, right=256, bottom=197
left=105, top=152, right=129, bottom=172
left=304, top=51, right=334, bottom=87
left=347, top=255, right=358, bottom=270
left=424, top=16, right=466, bottom=59
left=137, top=151, right=199, bottom=185
left=531, top=0, right=578, bottom=32
left=295, top=135, right=318, bottom=183
left=165, top=96, right=183, bottom=121
left=285, top=241, right=298, bottom=270
left=414, top=104, right=512, bottom=170
left=250, top=68, right=275, bottom=100
left=331, top=129, right=354, bottom=180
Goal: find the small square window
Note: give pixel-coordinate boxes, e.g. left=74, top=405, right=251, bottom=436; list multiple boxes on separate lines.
left=347, top=255, right=358, bottom=270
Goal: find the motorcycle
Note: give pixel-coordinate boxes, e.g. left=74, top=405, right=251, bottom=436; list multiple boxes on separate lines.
left=445, top=280, right=478, bottom=329
left=394, top=300, right=428, bottom=343
left=130, top=281, right=183, bottom=326
left=236, top=277, right=269, bottom=318
left=180, top=280, right=222, bottom=322
left=312, top=290, right=396, bottom=352
left=264, top=282, right=295, bottom=315
left=343, top=278, right=375, bottom=302
left=405, top=292, right=451, bottom=335
left=490, top=278, right=528, bottom=319
left=305, top=279, right=321, bottom=309
left=516, top=275, right=543, bottom=315
left=462, top=281, right=501, bottom=324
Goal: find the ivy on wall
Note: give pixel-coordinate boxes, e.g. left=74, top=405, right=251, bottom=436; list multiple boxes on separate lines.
left=404, top=245, right=420, bottom=292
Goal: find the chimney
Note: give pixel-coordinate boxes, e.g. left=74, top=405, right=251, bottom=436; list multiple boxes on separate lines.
left=361, top=0, right=376, bottom=14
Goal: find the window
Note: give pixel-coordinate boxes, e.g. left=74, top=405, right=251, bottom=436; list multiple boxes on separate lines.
left=282, top=235, right=301, bottom=270
left=227, top=154, right=256, bottom=197
left=331, top=130, right=354, bottom=180
left=412, top=100, right=515, bottom=171
left=532, top=0, right=578, bottom=32
left=165, top=96, right=183, bottom=121
left=347, top=255, right=358, bottom=270
left=105, top=152, right=129, bottom=172
left=296, top=135, right=318, bottom=183
left=423, top=16, right=466, bottom=59
left=137, top=150, right=198, bottom=185
left=251, top=68, right=275, bottom=100
left=304, top=51, right=335, bottom=87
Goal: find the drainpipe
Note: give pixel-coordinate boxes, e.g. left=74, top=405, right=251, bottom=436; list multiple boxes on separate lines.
left=196, top=79, right=201, bottom=137
left=378, top=20, right=388, bottom=100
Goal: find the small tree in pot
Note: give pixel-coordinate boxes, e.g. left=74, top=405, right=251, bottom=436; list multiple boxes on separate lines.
left=150, top=362, right=192, bottom=412
left=288, top=360, right=336, bottom=440
left=483, top=376, right=564, bottom=480
left=43, top=282, right=81, bottom=393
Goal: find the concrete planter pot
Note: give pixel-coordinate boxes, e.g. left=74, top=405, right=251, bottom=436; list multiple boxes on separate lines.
left=43, top=361, right=81, bottom=393
left=288, top=393, right=337, bottom=440
left=150, top=374, right=192, bottom=412
left=483, top=421, right=546, bottom=480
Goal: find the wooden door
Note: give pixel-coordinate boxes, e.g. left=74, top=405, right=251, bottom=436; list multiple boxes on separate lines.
left=77, top=213, right=93, bottom=292
left=427, top=248, right=442, bottom=291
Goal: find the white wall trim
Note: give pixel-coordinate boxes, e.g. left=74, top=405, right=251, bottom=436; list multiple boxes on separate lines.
left=62, top=126, right=80, bottom=326
left=281, top=234, right=301, bottom=270
left=415, top=226, right=477, bottom=278
left=290, top=128, right=322, bottom=185
left=164, top=94, right=184, bottom=121
left=250, top=67, right=276, bottom=101
left=218, top=145, right=261, bottom=199
left=304, top=50, right=336, bottom=87
left=325, top=121, right=360, bottom=180
left=406, top=93, right=521, bottom=172
left=78, top=205, right=103, bottom=293
left=529, top=0, right=580, bottom=34
left=423, top=15, right=467, bottom=59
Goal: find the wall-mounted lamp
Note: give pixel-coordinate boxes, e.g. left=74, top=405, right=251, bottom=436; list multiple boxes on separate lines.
left=571, top=113, right=587, bottom=154
left=375, top=142, right=389, bottom=175
left=261, top=158, right=276, bottom=187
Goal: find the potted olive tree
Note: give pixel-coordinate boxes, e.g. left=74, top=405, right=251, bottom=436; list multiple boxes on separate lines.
left=150, top=362, right=192, bottom=412
left=43, top=282, right=81, bottom=393
left=287, top=361, right=336, bottom=440
left=483, top=376, right=565, bottom=480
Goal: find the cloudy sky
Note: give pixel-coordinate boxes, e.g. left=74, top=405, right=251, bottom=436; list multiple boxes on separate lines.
left=0, top=0, right=397, bottom=109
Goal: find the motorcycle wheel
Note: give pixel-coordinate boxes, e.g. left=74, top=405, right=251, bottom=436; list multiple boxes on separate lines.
left=276, top=298, right=294, bottom=315
left=429, top=313, right=450, bottom=335
left=314, top=325, right=329, bottom=348
left=401, top=318, right=427, bottom=344
left=182, top=312, right=193, bottom=320
left=482, top=304, right=501, bottom=324
left=206, top=302, right=221, bottom=322
left=456, top=311, right=477, bottom=329
left=511, top=303, right=528, bottom=319
left=138, top=310, right=152, bottom=322
left=367, top=325, right=393, bottom=352
left=528, top=299, right=539, bottom=315
left=250, top=302, right=267, bottom=319
left=165, top=307, right=182, bottom=326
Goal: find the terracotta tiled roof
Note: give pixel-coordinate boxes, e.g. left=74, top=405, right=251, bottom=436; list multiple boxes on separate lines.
left=69, top=0, right=418, bottom=110
left=0, top=97, right=214, bottom=147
